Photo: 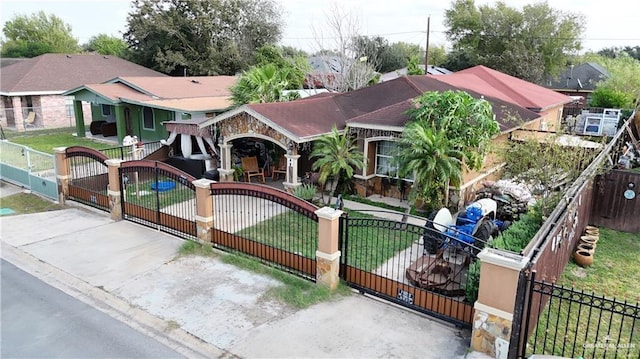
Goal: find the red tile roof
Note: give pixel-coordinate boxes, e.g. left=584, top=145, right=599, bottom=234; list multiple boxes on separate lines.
left=0, top=53, right=166, bottom=94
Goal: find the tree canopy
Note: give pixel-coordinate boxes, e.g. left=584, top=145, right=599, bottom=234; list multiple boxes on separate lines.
left=1, top=11, right=80, bottom=57
left=579, top=52, right=640, bottom=108
left=444, top=0, right=584, bottom=83
left=83, top=34, right=127, bottom=57
left=230, top=63, right=300, bottom=106
left=123, top=0, right=283, bottom=76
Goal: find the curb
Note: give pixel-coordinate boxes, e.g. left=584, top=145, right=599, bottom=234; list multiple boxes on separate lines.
left=1, top=242, right=236, bottom=359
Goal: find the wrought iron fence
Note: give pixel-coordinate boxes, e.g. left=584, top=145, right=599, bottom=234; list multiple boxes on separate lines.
left=519, top=272, right=639, bottom=358
left=339, top=209, right=491, bottom=328
left=209, top=182, right=319, bottom=280
left=99, top=141, right=162, bottom=160
left=120, top=161, right=197, bottom=238
left=66, top=147, right=110, bottom=211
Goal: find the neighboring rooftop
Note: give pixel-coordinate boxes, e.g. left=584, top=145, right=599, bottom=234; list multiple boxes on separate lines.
left=379, top=64, right=452, bottom=82
left=544, top=62, right=610, bottom=92
left=0, top=53, right=166, bottom=95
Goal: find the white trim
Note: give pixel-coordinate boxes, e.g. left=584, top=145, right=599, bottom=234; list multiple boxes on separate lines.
left=224, top=133, right=288, bottom=151
left=477, top=248, right=529, bottom=271
left=107, top=189, right=120, bottom=197
left=104, top=159, right=124, bottom=166
left=316, top=250, right=341, bottom=261
left=1, top=91, right=65, bottom=96
left=348, top=122, right=404, bottom=133
left=363, top=135, right=397, bottom=177
left=354, top=174, right=377, bottom=180
left=314, top=206, right=343, bottom=220
left=56, top=175, right=70, bottom=180
left=474, top=302, right=513, bottom=321
left=195, top=215, right=213, bottom=223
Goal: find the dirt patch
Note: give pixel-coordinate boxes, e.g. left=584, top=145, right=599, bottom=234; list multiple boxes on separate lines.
left=570, top=267, right=588, bottom=278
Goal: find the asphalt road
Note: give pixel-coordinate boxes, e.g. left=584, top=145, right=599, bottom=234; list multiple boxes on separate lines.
left=1, top=259, right=184, bottom=359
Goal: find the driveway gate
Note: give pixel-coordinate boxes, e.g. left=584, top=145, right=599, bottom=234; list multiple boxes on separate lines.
left=119, top=160, right=197, bottom=238
left=0, top=141, right=57, bottom=200
left=65, top=146, right=109, bottom=211
left=209, top=182, right=319, bottom=280
left=340, top=211, right=478, bottom=328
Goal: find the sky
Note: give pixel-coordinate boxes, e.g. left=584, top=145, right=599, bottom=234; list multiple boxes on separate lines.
left=1, top=0, right=639, bottom=54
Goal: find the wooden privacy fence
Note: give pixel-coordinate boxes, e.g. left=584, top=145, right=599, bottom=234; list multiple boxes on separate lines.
left=591, top=170, right=640, bottom=233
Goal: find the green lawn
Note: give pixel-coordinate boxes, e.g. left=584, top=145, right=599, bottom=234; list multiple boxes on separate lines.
left=235, top=208, right=416, bottom=271
left=527, top=227, right=640, bottom=358
left=0, top=192, right=63, bottom=215
left=6, top=128, right=113, bottom=154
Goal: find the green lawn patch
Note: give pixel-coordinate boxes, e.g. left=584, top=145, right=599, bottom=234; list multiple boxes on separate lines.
left=0, top=192, right=62, bottom=215
left=8, top=129, right=112, bottom=154
left=526, top=227, right=640, bottom=358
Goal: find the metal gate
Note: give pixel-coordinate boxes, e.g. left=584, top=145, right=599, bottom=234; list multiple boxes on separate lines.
left=66, top=146, right=109, bottom=211
left=119, top=160, right=197, bottom=238
left=209, top=182, right=319, bottom=280
left=0, top=141, right=58, bottom=200
left=340, top=210, right=485, bottom=328
left=514, top=270, right=640, bottom=358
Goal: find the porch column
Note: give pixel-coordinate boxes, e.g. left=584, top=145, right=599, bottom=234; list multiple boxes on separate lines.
left=13, top=97, right=24, bottom=131
left=54, top=147, right=70, bottom=204
left=283, top=154, right=301, bottom=191
left=315, top=207, right=343, bottom=290
left=115, top=105, right=126, bottom=144
left=193, top=178, right=214, bottom=242
left=470, top=248, right=529, bottom=358
left=218, top=142, right=234, bottom=182
left=105, top=159, right=124, bottom=221
left=73, top=100, right=85, bottom=137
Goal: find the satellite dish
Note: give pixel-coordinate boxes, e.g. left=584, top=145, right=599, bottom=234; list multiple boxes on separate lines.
left=432, top=208, right=454, bottom=233
left=577, top=78, right=583, bottom=89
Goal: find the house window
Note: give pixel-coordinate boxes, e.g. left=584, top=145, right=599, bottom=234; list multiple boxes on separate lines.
left=65, top=97, right=74, bottom=117
left=101, top=104, right=111, bottom=117
left=375, top=140, right=397, bottom=176
left=143, top=107, right=155, bottom=130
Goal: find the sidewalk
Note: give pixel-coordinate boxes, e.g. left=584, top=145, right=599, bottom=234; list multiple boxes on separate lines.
left=1, top=182, right=477, bottom=359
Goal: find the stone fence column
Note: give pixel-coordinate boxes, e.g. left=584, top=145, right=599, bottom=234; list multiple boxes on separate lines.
left=283, top=154, right=301, bottom=191
left=471, top=248, right=529, bottom=358
left=54, top=147, right=69, bottom=204
left=105, top=159, right=124, bottom=221
left=315, top=207, right=343, bottom=290
left=193, top=178, right=214, bottom=242
left=218, top=143, right=234, bottom=182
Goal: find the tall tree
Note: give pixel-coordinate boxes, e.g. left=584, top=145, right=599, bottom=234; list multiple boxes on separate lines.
left=254, top=44, right=309, bottom=89
left=123, top=0, right=283, bottom=76
left=580, top=52, right=640, bottom=108
left=83, top=34, right=127, bottom=56
left=444, top=0, right=584, bottom=82
left=399, top=91, right=500, bottom=208
left=310, top=126, right=364, bottom=204
left=1, top=11, right=79, bottom=57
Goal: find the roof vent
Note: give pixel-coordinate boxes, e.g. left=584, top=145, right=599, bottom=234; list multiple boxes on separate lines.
left=191, top=79, right=200, bottom=84
left=66, top=55, right=72, bottom=58
left=103, top=56, right=109, bottom=59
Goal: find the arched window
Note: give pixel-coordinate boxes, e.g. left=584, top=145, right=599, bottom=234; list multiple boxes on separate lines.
left=143, top=107, right=154, bottom=130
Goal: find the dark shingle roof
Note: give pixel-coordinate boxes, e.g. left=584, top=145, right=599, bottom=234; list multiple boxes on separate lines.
left=0, top=53, right=166, bottom=94
left=544, top=62, right=610, bottom=92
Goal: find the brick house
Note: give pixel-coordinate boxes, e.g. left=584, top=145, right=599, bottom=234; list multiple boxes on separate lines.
left=0, top=53, right=165, bottom=131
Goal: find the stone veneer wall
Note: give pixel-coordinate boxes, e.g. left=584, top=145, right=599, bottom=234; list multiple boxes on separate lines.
left=472, top=309, right=512, bottom=357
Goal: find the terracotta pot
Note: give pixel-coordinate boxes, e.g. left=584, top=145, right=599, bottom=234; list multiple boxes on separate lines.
left=580, top=235, right=598, bottom=247
left=574, top=250, right=594, bottom=267
left=577, top=243, right=595, bottom=255
left=585, top=226, right=600, bottom=237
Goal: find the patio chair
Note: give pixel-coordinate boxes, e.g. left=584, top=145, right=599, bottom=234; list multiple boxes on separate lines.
left=24, top=112, right=36, bottom=128
left=272, top=156, right=287, bottom=180
left=241, top=156, right=265, bottom=183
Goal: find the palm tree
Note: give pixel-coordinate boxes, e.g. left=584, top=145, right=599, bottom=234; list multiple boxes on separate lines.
left=396, top=122, right=464, bottom=209
left=310, top=126, right=364, bottom=204
left=230, top=63, right=299, bottom=106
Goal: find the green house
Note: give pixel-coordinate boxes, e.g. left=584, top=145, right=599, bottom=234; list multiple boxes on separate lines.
left=63, top=76, right=237, bottom=144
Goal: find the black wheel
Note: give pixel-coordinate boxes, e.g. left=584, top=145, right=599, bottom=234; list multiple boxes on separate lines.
left=472, top=220, right=498, bottom=255
left=423, top=211, right=445, bottom=254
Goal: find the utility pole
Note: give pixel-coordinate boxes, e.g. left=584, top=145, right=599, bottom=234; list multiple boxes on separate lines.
left=424, top=16, right=430, bottom=74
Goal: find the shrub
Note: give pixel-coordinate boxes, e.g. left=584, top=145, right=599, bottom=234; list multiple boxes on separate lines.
left=293, top=183, right=317, bottom=201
